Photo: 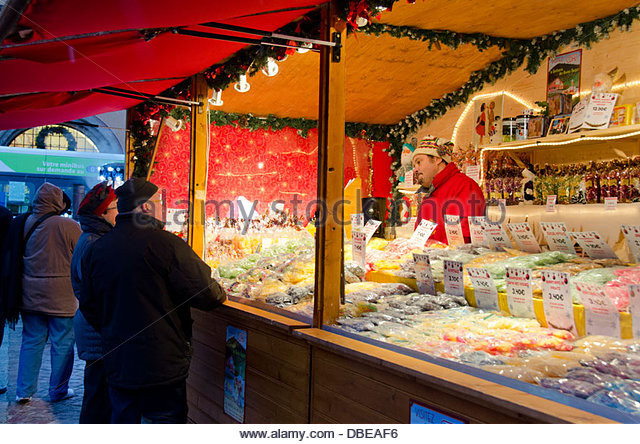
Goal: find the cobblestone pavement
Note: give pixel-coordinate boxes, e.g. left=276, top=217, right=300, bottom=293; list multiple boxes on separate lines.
left=0, top=322, right=85, bottom=424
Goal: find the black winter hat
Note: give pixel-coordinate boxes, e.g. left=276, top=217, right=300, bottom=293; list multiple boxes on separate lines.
left=115, top=177, right=159, bottom=213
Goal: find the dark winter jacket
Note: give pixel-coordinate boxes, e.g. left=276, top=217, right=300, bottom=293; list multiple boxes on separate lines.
left=416, top=162, right=486, bottom=244
left=0, top=212, right=27, bottom=325
left=0, top=205, right=11, bottom=249
left=71, top=215, right=113, bottom=361
left=22, top=183, right=81, bottom=316
left=0, top=205, right=12, bottom=324
left=80, top=213, right=226, bottom=389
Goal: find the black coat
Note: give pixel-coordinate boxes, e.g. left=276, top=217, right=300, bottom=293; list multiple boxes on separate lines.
left=71, top=215, right=113, bottom=361
left=79, top=213, right=226, bottom=389
left=0, top=212, right=27, bottom=326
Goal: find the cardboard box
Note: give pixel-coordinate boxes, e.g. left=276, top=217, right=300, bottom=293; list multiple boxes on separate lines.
left=568, top=93, right=618, bottom=133
left=610, top=104, right=634, bottom=126
left=548, top=93, right=573, bottom=116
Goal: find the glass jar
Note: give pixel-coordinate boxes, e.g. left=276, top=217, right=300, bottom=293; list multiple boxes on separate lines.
left=502, top=118, right=517, bottom=142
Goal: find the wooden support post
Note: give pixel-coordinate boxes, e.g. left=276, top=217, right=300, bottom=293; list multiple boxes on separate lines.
left=314, top=2, right=346, bottom=328
left=188, top=74, right=209, bottom=258
left=124, top=110, right=135, bottom=179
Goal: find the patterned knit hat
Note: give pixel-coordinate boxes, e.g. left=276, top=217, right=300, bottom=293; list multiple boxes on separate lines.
left=78, top=182, right=116, bottom=216
left=411, top=136, right=454, bottom=163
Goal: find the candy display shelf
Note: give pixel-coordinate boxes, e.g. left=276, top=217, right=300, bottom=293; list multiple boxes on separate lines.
left=479, top=124, right=640, bottom=177
left=480, top=124, right=640, bottom=153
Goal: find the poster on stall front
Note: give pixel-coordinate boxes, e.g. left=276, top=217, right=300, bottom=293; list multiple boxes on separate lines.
left=223, top=326, right=247, bottom=423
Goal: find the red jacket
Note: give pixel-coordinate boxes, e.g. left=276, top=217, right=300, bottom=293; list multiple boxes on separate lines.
left=415, top=163, right=486, bottom=244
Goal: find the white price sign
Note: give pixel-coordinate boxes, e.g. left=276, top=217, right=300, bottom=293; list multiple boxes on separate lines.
left=352, top=230, right=367, bottom=269
left=444, top=214, right=465, bottom=247
left=413, top=253, right=436, bottom=296
left=363, top=219, right=382, bottom=244
left=469, top=216, right=489, bottom=248
left=443, top=260, right=464, bottom=297
left=466, top=267, right=499, bottom=310
left=351, top=213, right=364, bottom=229
left=621, top=225, right=640, bottom=263
left=629, top=285, right=640, bottom=339
left=571, top=231, right=618, bottom=259
left=466, top=164, right=480, bottom=184
left=540, top=222, right=576, bottom=254
left=546, top=195, right=557, bottom=212
left=604, top=197, right=618, bottom=211
left=405, top=169, right=414, bottom=186
left=478, top=219, right=512, bottom=250
left=410, top=219, right=438, bottom=247
left=541, top=271, right=576, bottom=333
left=576, top=282, right=620, bottom=338
left=507, top=222, right=541, bottom=253
left=506, top=267, right=535, bottom=319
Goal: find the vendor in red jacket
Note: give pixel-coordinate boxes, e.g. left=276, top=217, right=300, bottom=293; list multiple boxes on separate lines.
left=412, top=136, right=486, bottom=244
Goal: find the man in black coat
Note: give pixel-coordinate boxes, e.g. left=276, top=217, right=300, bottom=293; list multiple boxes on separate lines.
left=0, top=205, right=12, bottom=394
left=80, top=178, right=226, bottom=423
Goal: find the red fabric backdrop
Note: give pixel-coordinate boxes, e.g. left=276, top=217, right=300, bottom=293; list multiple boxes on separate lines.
left=150, top=123, right=392, bottom=219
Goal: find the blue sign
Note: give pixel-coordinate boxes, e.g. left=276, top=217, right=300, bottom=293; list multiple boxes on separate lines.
left=410, top=402, right=465, bottom=424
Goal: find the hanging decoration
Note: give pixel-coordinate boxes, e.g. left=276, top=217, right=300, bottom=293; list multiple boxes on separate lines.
left=35, top=125, right=77, bottom=151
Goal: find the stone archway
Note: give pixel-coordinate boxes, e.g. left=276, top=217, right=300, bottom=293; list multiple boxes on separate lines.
left=0, top=115, right=124, bottom=154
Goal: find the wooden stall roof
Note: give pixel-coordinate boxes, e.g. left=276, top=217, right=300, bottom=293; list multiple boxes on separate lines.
left=376, top=0, right=640, bottom=39
left=213, top=1, right=640, bottom=125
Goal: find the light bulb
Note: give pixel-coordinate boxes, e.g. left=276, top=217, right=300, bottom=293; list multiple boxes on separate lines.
left=261, top=58, right=279, bottom=77
left=234, top=74, right=250, bottom=93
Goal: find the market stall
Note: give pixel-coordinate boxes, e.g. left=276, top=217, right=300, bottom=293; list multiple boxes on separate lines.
left=153, top=1, right=640, bottom=424
left=24, top=0, right=629, bottom=423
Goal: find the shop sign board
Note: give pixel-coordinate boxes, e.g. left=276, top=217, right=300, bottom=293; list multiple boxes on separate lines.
left=506, top=267, right=535, bottom=319
left=8, top=181, right=25, bottom=202
left=0, top=146, right=123, bottom=178
left=410, top=402, right=465, bottom=424
left=541, top=271, right=576, bottom=333
left=466, top=267, right=499, bottom=310
left=413, top=253, right=436, bottom=296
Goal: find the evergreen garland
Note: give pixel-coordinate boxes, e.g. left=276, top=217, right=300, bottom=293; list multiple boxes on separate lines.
left=358, top=23, right=515, bottom=51
left=209, top=110, right=393, bottom=141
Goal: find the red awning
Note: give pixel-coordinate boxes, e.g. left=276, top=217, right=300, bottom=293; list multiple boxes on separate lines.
left=0, top=0, right=322, bottom=130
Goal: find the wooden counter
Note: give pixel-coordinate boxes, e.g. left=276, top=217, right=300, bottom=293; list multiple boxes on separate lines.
left=187, top=301, right=311, bottom=424
left=188, top=301, right=624, bottom=424
left=295, top=328, right=617, bottom=424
